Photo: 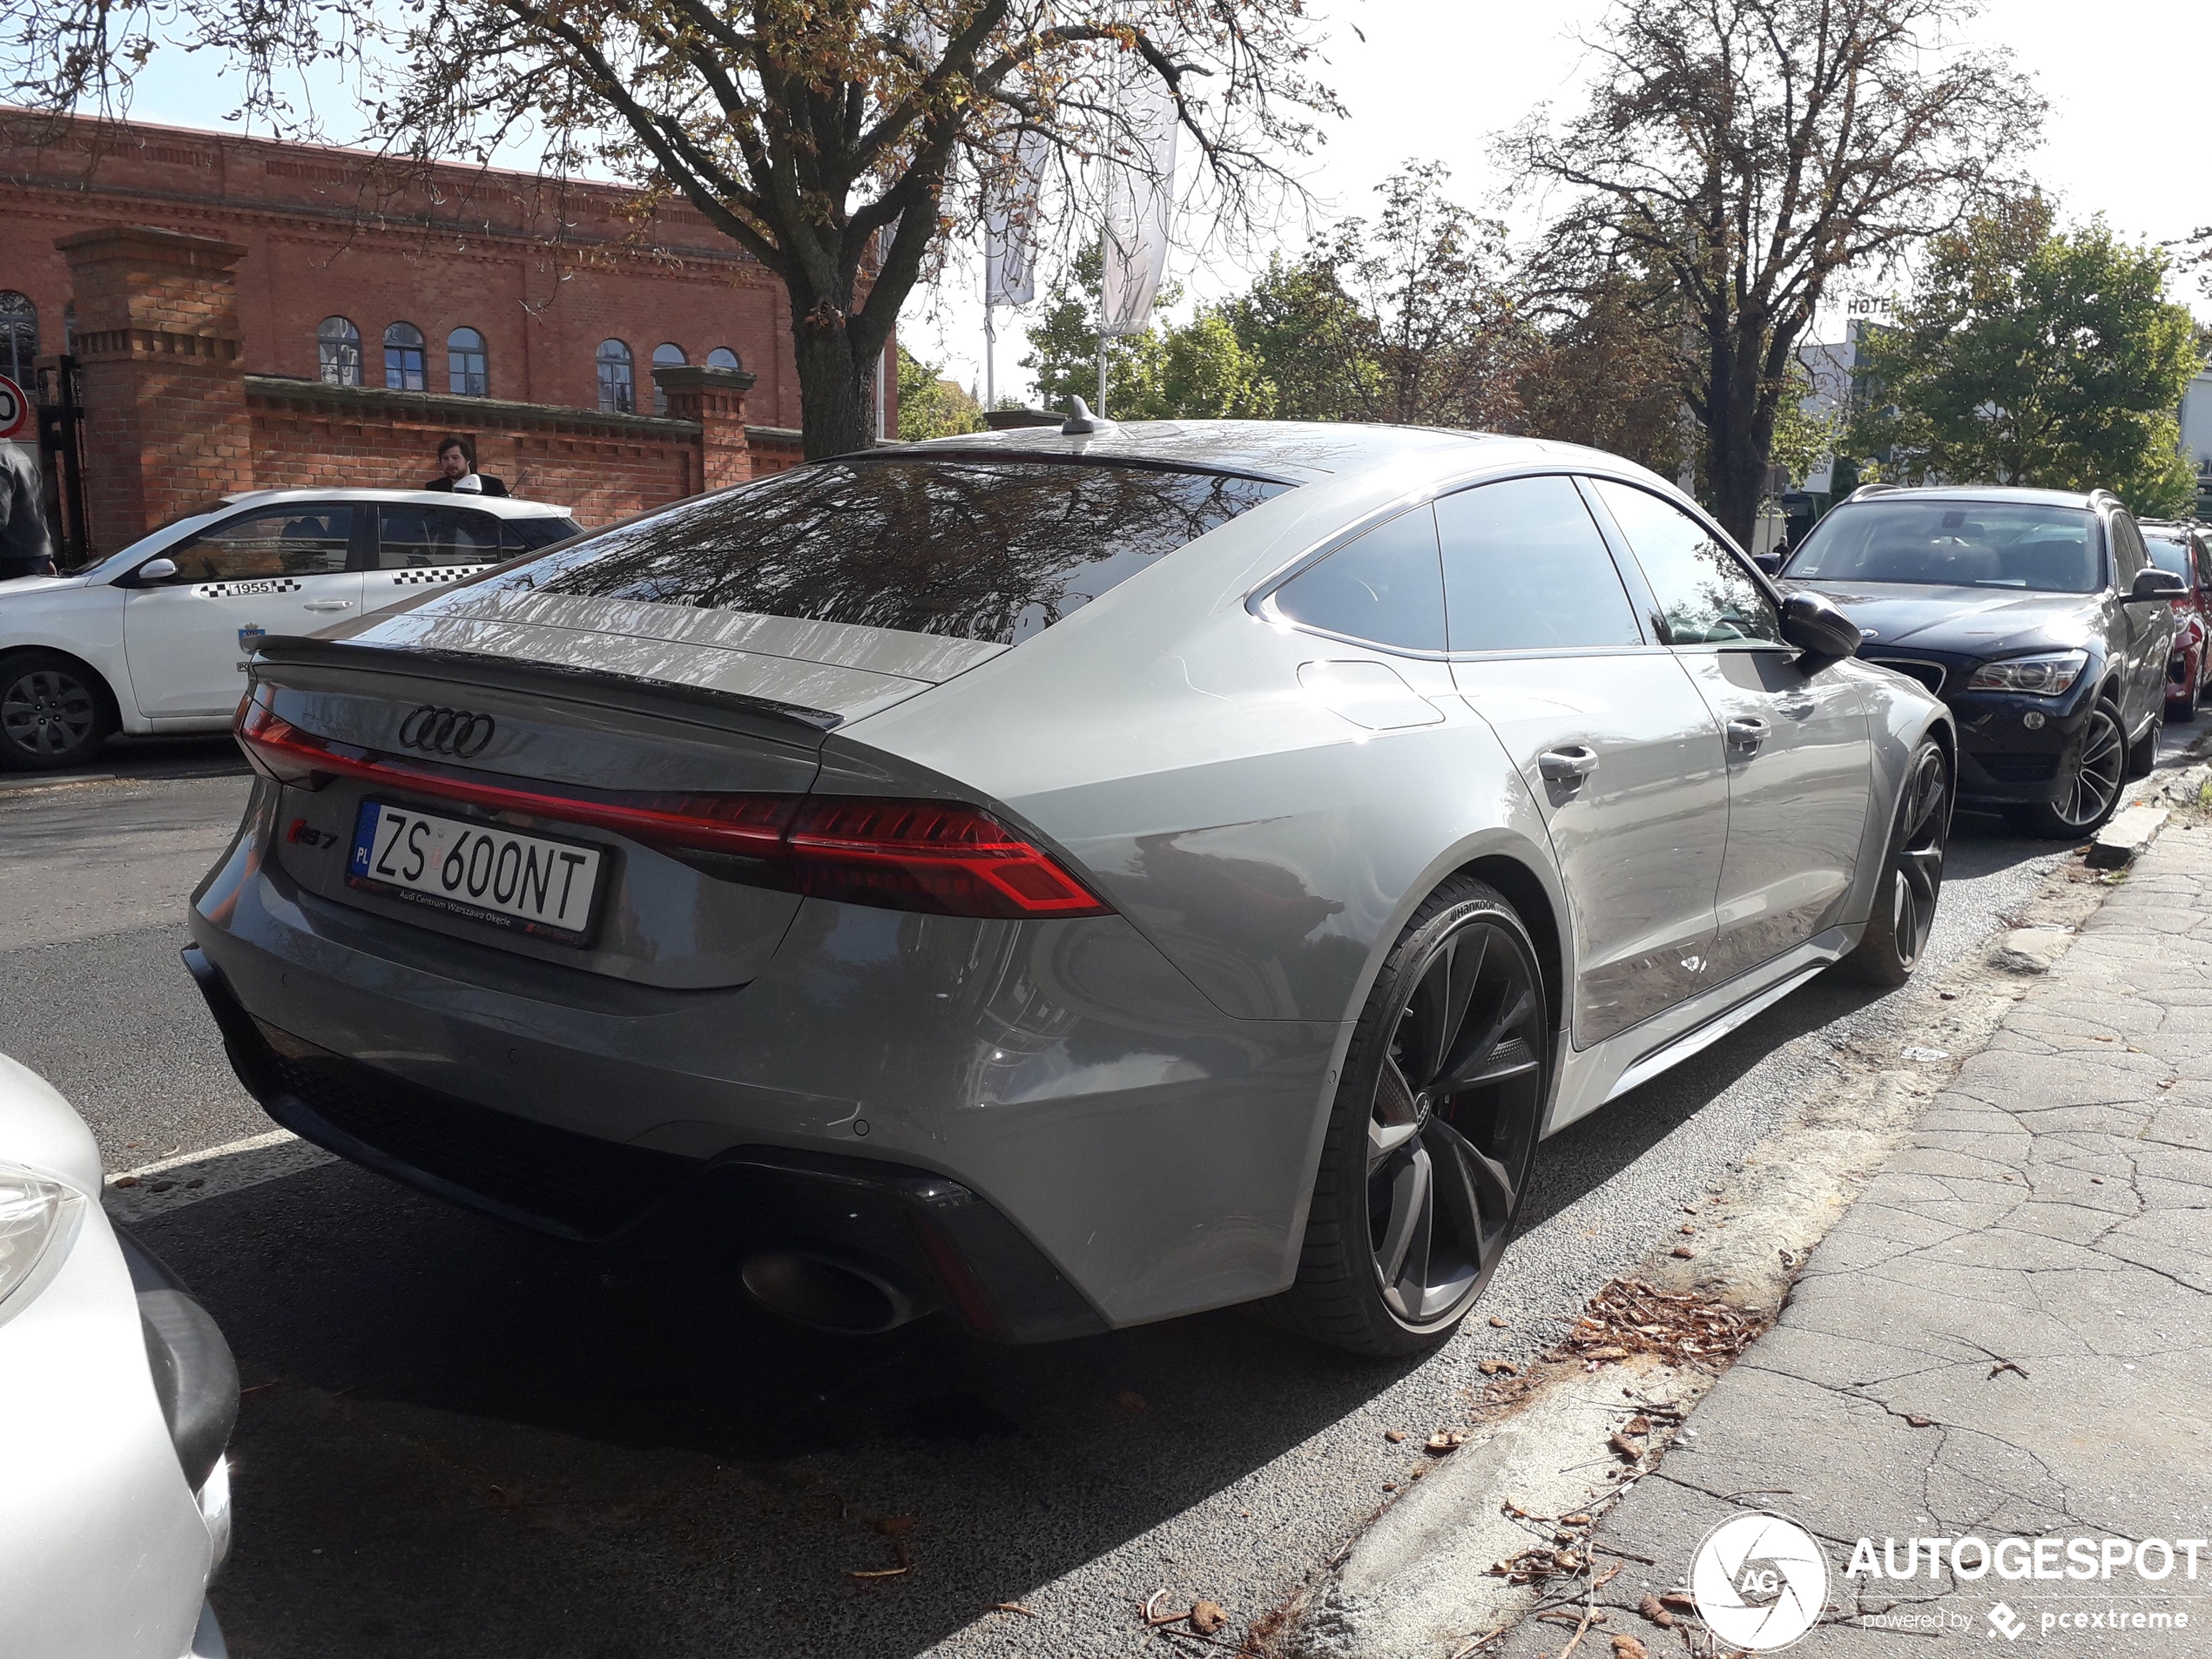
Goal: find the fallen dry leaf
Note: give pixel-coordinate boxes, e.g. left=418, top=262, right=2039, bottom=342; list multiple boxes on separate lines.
left=1608, top=1432, right=1642, bottom=1460
left=1612, top=1635, right=1650, bottom=1659
left=111, top=1176, right=140, bottom=1188
left=1488, top=1315, right=1509, bottom=1328
left=1384, top=1429, right=1407, bottom=1443
left=1658, top=1591, right=1697, bottom=1612
left=1678, top=1224, right=1696, bottom=1235
left=1189, top=1601, right=1228, bottom=1635
left=1622, top=1414, right=1650, bottom=1435
left=1561, top=1513, right=1592, bottom=1526
left=1670, top=1245, right=1695, bottom=1259
left=1638, top=1595, right=1673, bottom=1629
left=1478, top=1359, right=1518, bottom=1376
left=1905, top=1413, right=1932, bottom=1427
left=1426, top=1430, right=1467, bottom=1454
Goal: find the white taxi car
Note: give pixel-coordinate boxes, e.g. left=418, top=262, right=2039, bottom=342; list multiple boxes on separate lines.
left=0, top=488, right=581, bottom=769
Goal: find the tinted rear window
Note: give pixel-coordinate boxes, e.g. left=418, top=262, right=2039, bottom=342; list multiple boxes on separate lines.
left=489, top=458, right=1288, bottom=645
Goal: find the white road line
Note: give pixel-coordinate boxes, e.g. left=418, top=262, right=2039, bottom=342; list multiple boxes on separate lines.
left=105, top=1127, right=336, bottom=1220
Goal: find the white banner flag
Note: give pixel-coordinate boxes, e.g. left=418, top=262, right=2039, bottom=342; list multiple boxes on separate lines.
left=1099, top=78, right=1177, bottom=337
left=984, top=129, right=1049, bottom=308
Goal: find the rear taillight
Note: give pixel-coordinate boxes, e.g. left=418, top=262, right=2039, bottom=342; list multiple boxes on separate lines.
left=786, top=799, right=1109, bottom=918
left=236, top=694, right=1110, bottom=920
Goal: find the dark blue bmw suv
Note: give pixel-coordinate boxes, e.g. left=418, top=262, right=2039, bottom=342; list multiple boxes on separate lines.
left=1776, top=484, right=2182, bottom=837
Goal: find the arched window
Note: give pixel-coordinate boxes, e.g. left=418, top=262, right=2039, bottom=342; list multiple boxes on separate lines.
left=597, top=338, right=634, bottom=415
left=317, top=316, right=361, bottom=387
left=448, top=327, right=489, bottom=397
left=383, top=321, right=427, bottom=392
left=705, top=347, right=741, bottom=370
left=651, top=342, right=686, bottom=414
left=1, top=292, right=40, bottom=386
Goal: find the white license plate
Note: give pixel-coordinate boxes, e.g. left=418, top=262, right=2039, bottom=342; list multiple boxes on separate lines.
left=347, top=799, right=604, bottom=944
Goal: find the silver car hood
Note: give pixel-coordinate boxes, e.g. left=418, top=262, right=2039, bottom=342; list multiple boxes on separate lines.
left=333, top=587, right=1005, bottom=725
left=0, top=1053, right=102, bottom=1193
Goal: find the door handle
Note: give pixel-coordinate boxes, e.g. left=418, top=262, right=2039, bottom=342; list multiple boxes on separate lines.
left=1537, top=745, right=1601, bottom=786
left=1725, top=717, right=1770, bottom=752
left=301, top=600, right=355, bottom=612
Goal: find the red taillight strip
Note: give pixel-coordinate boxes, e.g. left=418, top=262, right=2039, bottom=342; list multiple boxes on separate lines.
left=238, top=699, right=794, bottom=857
left=236, top=697, right=1111, bottom=919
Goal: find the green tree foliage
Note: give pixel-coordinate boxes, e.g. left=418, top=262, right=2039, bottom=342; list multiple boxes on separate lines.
left=1217, top=163, right=1532, bottom=429
left=1022, top=241, right=1277, bottom=421
left=894, top=346, right=987, bottom=441
left=1514, top=258, right=1691, bottom=478
left=1856, top=199, right=2202, bottom=516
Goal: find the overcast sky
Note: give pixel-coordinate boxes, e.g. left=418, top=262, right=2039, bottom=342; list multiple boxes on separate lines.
left=112, top=0, right=2209, bottom=407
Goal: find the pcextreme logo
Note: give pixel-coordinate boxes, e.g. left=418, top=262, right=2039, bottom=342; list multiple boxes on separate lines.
left=1690, top=1512, right=1832, bottom=1651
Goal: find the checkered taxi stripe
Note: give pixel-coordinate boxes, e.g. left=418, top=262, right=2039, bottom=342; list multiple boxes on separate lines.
left=194, top=577, right=304, bottom=598
left=383, top=564, right=496, bottom=587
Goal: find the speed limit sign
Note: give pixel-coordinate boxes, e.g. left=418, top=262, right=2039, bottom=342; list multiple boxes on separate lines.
left=0, top=374, right=30, bottom=442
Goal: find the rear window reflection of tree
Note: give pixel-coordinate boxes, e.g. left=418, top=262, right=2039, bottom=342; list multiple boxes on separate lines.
left=509, top=460, right=1288, bottom=645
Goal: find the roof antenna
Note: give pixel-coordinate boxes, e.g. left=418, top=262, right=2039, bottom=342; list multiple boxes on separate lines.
left=1062, top=395, right=1115, bottom=436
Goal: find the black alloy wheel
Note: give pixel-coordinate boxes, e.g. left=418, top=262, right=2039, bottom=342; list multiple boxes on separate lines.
left=0, top=651, right=110, bottom=771
left=2008, top=698, right=2124, bottom=840
left=1280, top=877, right=1549, bottom=1356
left=1843, top=738, right=1951, bottom=987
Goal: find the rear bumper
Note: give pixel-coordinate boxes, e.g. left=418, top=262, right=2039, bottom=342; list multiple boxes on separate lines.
left=185, top=946, right=1105, bottom=1343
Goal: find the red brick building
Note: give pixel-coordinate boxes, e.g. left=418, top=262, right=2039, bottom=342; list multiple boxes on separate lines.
left=1, top=113, right=881, bottom=554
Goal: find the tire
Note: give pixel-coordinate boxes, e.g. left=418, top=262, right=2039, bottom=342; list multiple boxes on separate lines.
left=1840, top=738, right=1951, bottom=988
left=2006, top=698, right=2126, bottom=840
left=1276, top=876, right=1550, bottom=1357
left=2126, top=706, right=2160, bottom=779
left=0, top=651, right=112, bottom=771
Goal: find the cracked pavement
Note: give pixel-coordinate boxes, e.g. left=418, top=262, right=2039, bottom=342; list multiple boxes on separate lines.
left=1486, top=825, right=2212, bottom=1656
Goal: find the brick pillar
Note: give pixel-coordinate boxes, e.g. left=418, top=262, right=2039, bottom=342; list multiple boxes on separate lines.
left=58, top=226, right=254, bottom=554
left=654, top=364, right=756, bottom=492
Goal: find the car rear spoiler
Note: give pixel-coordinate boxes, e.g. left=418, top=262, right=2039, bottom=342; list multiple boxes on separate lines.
left=249, top=635, right=845, bottom=748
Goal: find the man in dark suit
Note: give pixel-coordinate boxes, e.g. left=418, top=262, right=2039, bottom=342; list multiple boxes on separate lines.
left=423, top=435, right=509, bottom=497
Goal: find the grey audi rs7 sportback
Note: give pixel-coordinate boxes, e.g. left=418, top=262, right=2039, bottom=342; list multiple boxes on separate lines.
left=185, top=419, right=1953, bottom=1355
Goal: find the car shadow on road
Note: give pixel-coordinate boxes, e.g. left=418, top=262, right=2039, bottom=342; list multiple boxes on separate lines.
left=142, top=1157, right=1427, bottom=1659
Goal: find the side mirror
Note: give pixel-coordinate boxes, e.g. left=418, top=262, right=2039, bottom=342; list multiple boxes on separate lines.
left=134, top=557, right=179, bottom=583
left=1779, top=590, right=1861, bottom=662
left=2128, top=568, right=2186, bottom=603
left=1752, top=551, right=1784, bottom=577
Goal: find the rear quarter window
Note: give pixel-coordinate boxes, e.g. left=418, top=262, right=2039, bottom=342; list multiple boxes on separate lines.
left=489, top=459, right=1288, bottom=645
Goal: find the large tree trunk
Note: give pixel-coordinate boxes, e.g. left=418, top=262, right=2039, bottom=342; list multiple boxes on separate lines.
left=789, top=296, right=883, bottom=460
left=1704, top=328, right=1767, bottom=549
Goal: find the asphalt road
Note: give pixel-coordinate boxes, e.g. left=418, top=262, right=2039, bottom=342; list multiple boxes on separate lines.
left=0, top=725, right=2195, bottom=1659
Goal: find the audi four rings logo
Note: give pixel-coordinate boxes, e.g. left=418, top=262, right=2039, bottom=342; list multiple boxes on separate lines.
left=397, top=705, right=496, bottom=758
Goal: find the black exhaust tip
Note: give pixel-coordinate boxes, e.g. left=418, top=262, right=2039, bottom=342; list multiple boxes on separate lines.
left=739, top=1249, right=926, bottom=1335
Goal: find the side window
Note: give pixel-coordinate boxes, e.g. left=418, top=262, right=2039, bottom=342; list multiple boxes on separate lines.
left=164, top=506, right=354, bottom=583
left=1271, top=506, right=1446, bottom=652
left=1589, top=479, right=1782, bottom=647
left=1436, top=475, right=1642, bottom=652
left=502, top=516, right=583, bottom=554
left=378, top=505, right=503, bottom=569
left=2108, top=515, right=2147, bottom=587
left=2195, top=543, right=2212, bottom=590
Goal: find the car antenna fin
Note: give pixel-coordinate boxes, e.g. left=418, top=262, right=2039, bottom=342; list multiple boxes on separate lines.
left=1062, top=396, right=1117, bottom=436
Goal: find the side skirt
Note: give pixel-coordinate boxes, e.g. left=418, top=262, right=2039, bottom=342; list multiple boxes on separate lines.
left=1542, top=924, right=1861, bottom=1135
